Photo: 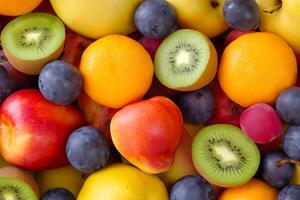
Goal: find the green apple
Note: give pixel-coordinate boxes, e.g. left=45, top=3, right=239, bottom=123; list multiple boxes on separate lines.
left=167, top=0, right=228, bottom=38
left=256, top=0, right=300, bottom=53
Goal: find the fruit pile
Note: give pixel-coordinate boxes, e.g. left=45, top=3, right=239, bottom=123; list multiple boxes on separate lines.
left=0, top=0, right=300, bottom=199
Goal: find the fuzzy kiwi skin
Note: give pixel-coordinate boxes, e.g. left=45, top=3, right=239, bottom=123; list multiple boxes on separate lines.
left=3, top=43, right=64, bottom=75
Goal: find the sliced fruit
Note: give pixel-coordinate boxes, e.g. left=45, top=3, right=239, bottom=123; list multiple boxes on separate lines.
left=0, top=177, right=38, bottom=200
left=0, top=166, right=39, bottom=196
left=0, top=0, right=43, bottom=16
left=154, top=29, right=218, bottom=91
left=1, top=12, right=65, bottom=75
left=192, top=124, right=260, bottom=187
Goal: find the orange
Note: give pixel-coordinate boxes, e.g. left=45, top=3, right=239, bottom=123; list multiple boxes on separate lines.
left=219, top=179, right=277, bottom=200
left=0, top=0, right=43, bottom=16
left=219, top=32, right=297, bottom=107
left=79, top=34, right=154, bottom=109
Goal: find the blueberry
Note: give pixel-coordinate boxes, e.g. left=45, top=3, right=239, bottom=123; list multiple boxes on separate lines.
left=276, top=87, right=300, bottom=125
left=41, top=188, right=75, bottom=200
left=261, top=151, right=294, bottom=189
left=223, top=0, right=260, bottom=31
left=66, top=126, right=110, bottom=173
left=0, top=65, right=12, bottom=103
left=170, top=175, right=214, bottom=200
left=283, top=126, right=300, bottom=160
left=278, top=185, right=300, bottom=200
left=38, top=60, right=82, bottom=105
left=177, top=87, right=215, bottom=124
left=134, top=0, right=177, bottom=39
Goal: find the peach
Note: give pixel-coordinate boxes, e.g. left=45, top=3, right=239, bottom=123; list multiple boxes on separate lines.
left=158, top=128, right=198, bottom=186
left=0, top=89, right=85, bottom=170
left=111, top=96, right=183, bottom=174
left=77, top=92, right=118, bottom=144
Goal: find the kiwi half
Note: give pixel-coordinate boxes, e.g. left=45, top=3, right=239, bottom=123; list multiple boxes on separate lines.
left=0, top=12, right=65, bottom=75
left=192, top=124, right=260, bottom=187
left=154, top=29, right=217, bottom=91
left=0, top=177, right=38, bottom=200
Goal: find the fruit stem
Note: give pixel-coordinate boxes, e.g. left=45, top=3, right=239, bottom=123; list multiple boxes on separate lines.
left=276, top=159, right=300, bottom=167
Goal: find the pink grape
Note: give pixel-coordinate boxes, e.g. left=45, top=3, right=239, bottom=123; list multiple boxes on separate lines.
left=240, top=103, right=283, bottom=144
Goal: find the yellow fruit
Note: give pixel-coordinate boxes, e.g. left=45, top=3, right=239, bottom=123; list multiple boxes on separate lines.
left=219, top=179, right=277, bottom=200
left=291, top=166, right=300, bottom=184
left=167, top=0, right=228, bottom=38
left=219, top=32, right=297, bottom=107
left=80, top=34, right=154, bottom=109
left=78, top=163, right=168, bottom=200
left=35, top=165, right=86, bottom=197
left=256, top=0, right=300, bottom=54
left=50, top=0, right=142, bottom=39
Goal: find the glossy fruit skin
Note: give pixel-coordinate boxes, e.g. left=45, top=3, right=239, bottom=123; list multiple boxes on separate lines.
left=219, top=179, right=277, bottom=200
left=134, top=0, right=177, bottom=39
left=39, top=60, right=82, bottom=105
left=66, top=126, right=110, bottom=173
left=283, top=126, right=300, bottom=160
left=262, top=151, right=294, bottom=189
left=207, top=78, right=245, bottom=126
left=0, top=0, right=43, bottom=16
left=0, top=65, right=12, bottom=103
left=170, top=175, right=214, bottom=200
left=177, top=87, right=215, bottom=124
left=278, top=184, right=300, bottom=200
left=0, top=89, right=85, bottom=170
left=139, top=36, right=163, bottom=58
left=223, top=0, right=259, bottom=31
left=77, top=163, right=168, bottom=200
left=111, top=96, right=183, bottom=174
left=240, top=103, right=283, bottom=144
left=41, top=188, right=75, bottom=200
left=276, top=87, right=300, bottom=125
left=224, top=30, right=253, bottom=46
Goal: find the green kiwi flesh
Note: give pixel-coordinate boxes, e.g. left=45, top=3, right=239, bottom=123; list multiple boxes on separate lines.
left=0, top=12, right=65, bottom=74
left=192, top=124, right=260, bottom=187
left=154, top=29, right=210, bottom=89
left=0, top=177, right=38, bottom=200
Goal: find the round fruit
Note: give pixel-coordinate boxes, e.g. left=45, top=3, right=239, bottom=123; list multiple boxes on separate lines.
left=283, top=125, right=300, bottom=160
left=154, top=29, right=218, bottom=91
left=66, top=126, right=110, bottom=173
left=169, top=175, right=214, bottom=200
left=218, top=179, right=277, bottom=200
left=0, top=0, right=43, bottom=16
left=177, top=87, right=215, bottom=124
left=41, top=188, right=75, bottom=200
left=276, top=87, right=300, bottom=125
left=39, top=60, right=82, bottom=105
left=261, top=151, right=294, bottom=189
left=0, top=65, right=12, bottom=104
left=77, top=163, right=168, bottom=200
left=139, top=37, right=163, bottom=59
left=166, top=0, right=228, bottom=38
left=36, top=165, right=86, bottom=197
left=278, top=185, right=300, bottom=200
left=192, top=124, right=260, bottom=187
left=134, top=0, right=177, bottom=39
left=219, top=32, right=297, bottom=107
left=50, top=0, right=142, bottom=39
left=79, top=34, right=153, bottom=109
left=240, top=103, right=283, bottom=144
left=0, top=177, right=38, bottom=200
left=0, top=12, right=65, bottom=75
left=223, top=0, right=260, bottom=31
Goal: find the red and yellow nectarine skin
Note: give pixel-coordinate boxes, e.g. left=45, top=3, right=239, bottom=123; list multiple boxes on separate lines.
left=0, top=89, right=85, bottom=170
left=111, top=96, right=183, bottom=174
left=77, top=92, right=118, bottom=144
